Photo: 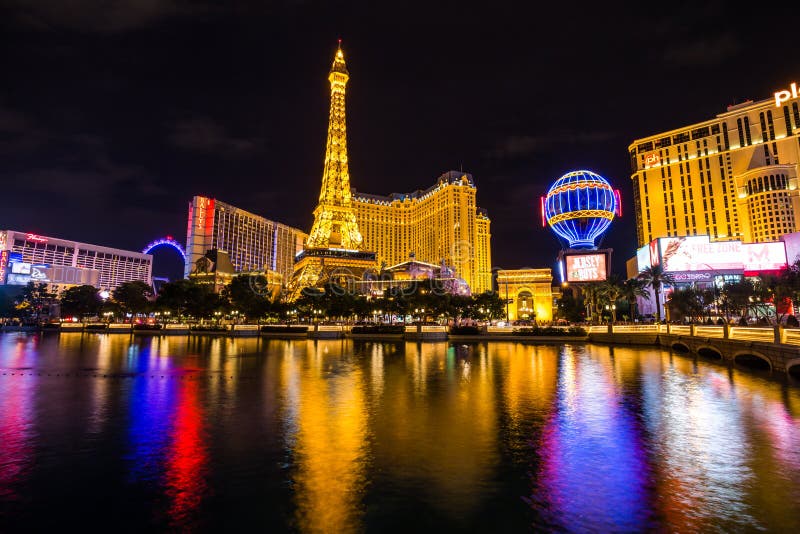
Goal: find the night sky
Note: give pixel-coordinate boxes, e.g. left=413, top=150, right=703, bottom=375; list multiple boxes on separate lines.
left=3, top=1, right=799, bottom=281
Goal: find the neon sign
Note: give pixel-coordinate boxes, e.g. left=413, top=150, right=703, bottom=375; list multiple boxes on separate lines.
left=25, top=233, right=48, bottom=244
left=0, top=250, right=8, bottom=283
left=775, top=82, right=799, bottom=107
left=644, top=153, right=660, bottom=167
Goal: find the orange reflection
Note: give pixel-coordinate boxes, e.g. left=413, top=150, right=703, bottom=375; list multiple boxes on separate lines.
left=370, top=342, right=499, bottom=517
left=286, top=340, right=368, bottom=534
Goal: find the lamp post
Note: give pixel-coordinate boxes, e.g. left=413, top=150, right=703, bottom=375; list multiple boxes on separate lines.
left=504, top=278, right=510, bottom=323
left=605, top=303, right=616, bottom=323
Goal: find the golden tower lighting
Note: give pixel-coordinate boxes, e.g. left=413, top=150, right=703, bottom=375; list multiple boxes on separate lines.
left=305, top=41, right=364, bottom=250
left=287, top=42, right=377, bottom=299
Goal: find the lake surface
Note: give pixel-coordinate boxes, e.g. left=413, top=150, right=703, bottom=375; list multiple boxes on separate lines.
left=1, top=333, right=799, bottom=533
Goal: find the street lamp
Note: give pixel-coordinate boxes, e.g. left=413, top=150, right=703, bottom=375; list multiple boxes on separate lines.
left=605, top=303, right=617, bottom=323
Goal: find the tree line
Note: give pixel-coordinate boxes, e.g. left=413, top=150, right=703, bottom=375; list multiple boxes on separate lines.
left=6, top=259, right=800, bottom=325
left=1, top=276, right=508, bottom=324
left=558, top=259, right=800, bottom=325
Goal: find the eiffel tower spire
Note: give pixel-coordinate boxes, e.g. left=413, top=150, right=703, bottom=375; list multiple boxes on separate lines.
left=305, top=41, right=363, bottom=249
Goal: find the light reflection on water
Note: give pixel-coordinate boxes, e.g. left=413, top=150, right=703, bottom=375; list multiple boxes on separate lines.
left=0, top=333, right=798, bottom=532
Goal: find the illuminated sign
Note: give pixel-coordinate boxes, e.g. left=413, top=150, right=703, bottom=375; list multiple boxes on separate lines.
left=743, top=241, right=786, bottom=271
left=655, top=235, right=787, bottom=272
left=775, top=82, right=798, bottom=107
left=671, top=272, right=714, bottom=282
left=636, top=245, right=651, bottom=272
left=659, top=236, right=742, bottom=271
left=30, top=264, right=49, bottom=281
left=644, top=153, right=660, bottom=166
left=0, top=250, right=8, bottom=283
left=6, top=273, right=30, bottom=285
left=25, top=233, right=48, bottom=244
left=11, top=262, right=31, bottom=275
left=564, top=253, right=608, bottom=282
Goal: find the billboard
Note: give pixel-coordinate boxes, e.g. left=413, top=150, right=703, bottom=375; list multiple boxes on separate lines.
left=30, top=264, right=50, bottom=282
left=658, top=236, right=742, bottom=271
left=654, top=235, right=787, bottom=273
left=11, top=261, right=31, bottom=275
left=564, top=252, right=608, bottom=282
left=636, top=245, right=650, bottom=272
left=743, top=241, right=787, bottom=271
left=6, top=273, right=30, bottom=285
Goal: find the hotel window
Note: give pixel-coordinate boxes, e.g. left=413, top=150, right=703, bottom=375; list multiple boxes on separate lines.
left=744, top=117, right=752, bottom=145
left=793, top=103, right=800, bottom=129
left=767, top=110, right=776, bottom=140
left=723, top=123, right=730, bottom=149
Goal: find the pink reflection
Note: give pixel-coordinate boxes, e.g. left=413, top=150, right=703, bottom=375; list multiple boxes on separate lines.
left=164, top=378, right=208, bottom=528
left=0, top=375, right=34, bottom=500
left=757, top=400, right=800, bottom=468
left=0, top=337, right=37, bottom=500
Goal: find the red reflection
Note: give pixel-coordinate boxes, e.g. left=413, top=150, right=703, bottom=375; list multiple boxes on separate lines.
left=164, top=378, right=208, bottom=527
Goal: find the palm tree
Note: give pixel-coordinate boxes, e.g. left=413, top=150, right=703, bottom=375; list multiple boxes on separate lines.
left=668, top=286, right=703, bottom=323
left=599, top=274, right=623, bottom=323
left=638, top=265, right=675, bottom=323
left=580, top=282, right=602, bottom=323
left=620, top=277, right=649, bottom=322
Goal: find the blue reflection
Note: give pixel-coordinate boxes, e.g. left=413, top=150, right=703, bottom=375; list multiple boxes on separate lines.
left=529, top=347, right=653, bottom=531
left=125, top=340, right=177, bottom=483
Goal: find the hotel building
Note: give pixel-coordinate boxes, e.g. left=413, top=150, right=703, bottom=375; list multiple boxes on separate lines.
left=629, top=84, right=800, bottom=247
left=0, top=230, right=152, bottom=291
left=353, top=171, right=493, bottom=294
left=289, top=44, right=493, bottom=297
left=184, top=196, right=307, bottom=284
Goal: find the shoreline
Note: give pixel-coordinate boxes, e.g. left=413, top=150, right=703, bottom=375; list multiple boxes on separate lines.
left=2, top=326, right=798, bottom=377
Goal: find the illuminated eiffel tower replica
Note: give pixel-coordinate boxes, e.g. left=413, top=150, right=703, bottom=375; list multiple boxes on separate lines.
left=286, top=42, right=377, bottom=300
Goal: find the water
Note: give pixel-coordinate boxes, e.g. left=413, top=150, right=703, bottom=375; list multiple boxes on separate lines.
left=1, top=333, right=799, bottom=533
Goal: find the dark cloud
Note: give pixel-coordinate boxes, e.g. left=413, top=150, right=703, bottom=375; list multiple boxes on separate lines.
left=5, top=0, right=203, bottom=33
left=167, top=117, right=265, bottom=157
left=488, top=131, right=618, bottom=160
left=0, top=105, right=48, bottom=154
left=663, top=34, right=740, bottom=66
left=2, top=2, right=799, bottom=277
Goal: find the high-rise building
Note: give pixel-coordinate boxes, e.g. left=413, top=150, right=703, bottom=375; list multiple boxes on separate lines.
left=184, top=196, right=306, bottom=283
left=288, top=43, right=492, bottom=298
left=629, top=82, right=800, bottom=247
left=352, top=172, right=493, bottom=293
left=0, top=230, right=152, bottom=291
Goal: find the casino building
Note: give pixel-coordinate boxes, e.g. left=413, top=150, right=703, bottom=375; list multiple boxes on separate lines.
left=287, top=43, right=493, bottom=298
left=629, top=81, right=800, bottom=247
left=184, top=196, right=307, bottom=285
left=0, top=230, right=152, bottom=292
left=353, top=171, right=493, bottom=294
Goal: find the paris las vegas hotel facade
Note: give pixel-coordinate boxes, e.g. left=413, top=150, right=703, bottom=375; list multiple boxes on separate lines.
left=628, top=81, right=800, bottom=286
left=186, top=45, right=493, bottom=297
